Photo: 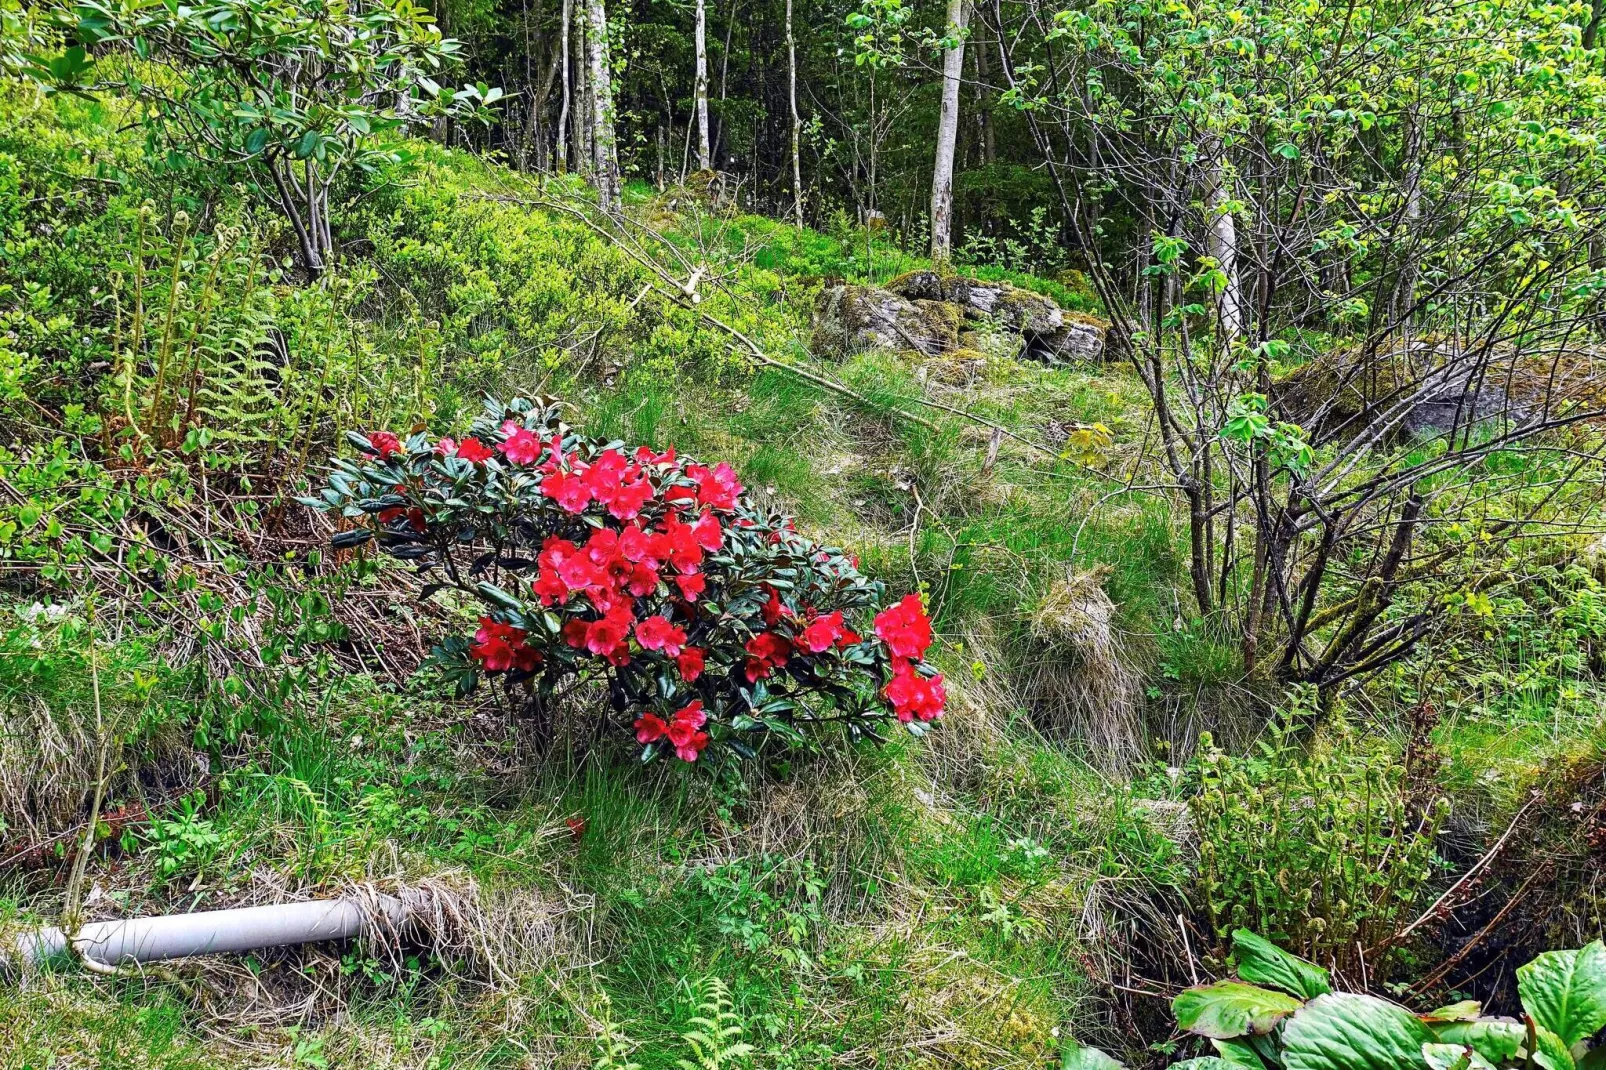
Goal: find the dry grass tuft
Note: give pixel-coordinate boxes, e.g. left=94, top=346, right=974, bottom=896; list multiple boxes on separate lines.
left=1024, top=568, right=1145, bottom=770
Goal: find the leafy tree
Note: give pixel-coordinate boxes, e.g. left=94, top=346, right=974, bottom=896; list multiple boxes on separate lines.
left=39, top=0, right=499, bottom=275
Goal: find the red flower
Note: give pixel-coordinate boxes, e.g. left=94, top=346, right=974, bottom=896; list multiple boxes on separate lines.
left=627, top=562, right=660, bottom=597
left=744, top=631, right=791, bottom=682
left=799, top=610, right=858, bottom=654
left=557, top=553, right=602, bottom=592
left=635, top=615, right=687, bottom=657
left=604, top=476, right=654, bottom=520
left=435, top=436, right=457, bottom=456
left=884, top=660, right=945, bottom=723
left=686, top=462, right=743, bottom=511
left=585, top=607, right=635, bottom=664
left=618, top=524, right=672, bottom=570
left=761, top=587, right=790, bottom=626
left=676, top=647, right=705, bottom=682
left=365, top=431, right=402, bottom=458
left=542, top=470, right=593, bottom=513
left=874, top=594, right=933, bottom=660
left=657, top=513, right=705, bottom=572
left=666, top=700, right=710, bottom=761
left=562, top=619, right=590, bottom=649
left=634, top=712, right=668, bottom=744
left=691, top=511, right=723, bottom=551
left=469, top=616, right=541, bottom=673
left=635, top=444, right=677, bottom=466
left=455, top=436, right=495, bottom=463
left=499, top=422, right=545, bottom=465
left=674, top=571, right=706, bottom=601
left=533, top=569, right=569, bottom=605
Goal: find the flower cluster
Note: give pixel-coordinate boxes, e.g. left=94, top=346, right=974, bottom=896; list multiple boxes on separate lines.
left=308, top=397, right=945, bottom=764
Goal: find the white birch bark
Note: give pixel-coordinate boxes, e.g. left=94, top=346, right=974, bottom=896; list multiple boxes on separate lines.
left=555, top=0, right=571, bottom=172
left=694, top=0, right=711, bottom=171
left=786, top=0, right=803, bottom=226
left=586, top=0, right=620, bottom=211
left=1203, top=140, right=1242, bottom=348
left=929, top=0, right=968, bottom=262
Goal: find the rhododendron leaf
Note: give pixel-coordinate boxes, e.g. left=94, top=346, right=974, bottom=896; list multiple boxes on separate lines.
left=420, top=583, right=449, bottom=600
left=475, top=582, right=524, bottom=610
left=331, top=529, right=372, bottom=549
left=1531, top=1026, right=1575, bottom=1070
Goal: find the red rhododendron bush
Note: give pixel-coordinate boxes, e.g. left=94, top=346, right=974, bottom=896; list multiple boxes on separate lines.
left=305, top=397, right=945, bottom=762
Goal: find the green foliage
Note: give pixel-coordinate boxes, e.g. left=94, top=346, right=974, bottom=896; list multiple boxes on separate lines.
left=1229, top=929, right=1332, bottom=1001
left=1171, top=981, right=1302, bottom=1039
left=675, top=977, right=754, bottom=1070
left=1076, top=935, right=1606, bottom=1069
left=1518, top=942, right=1606, bottom=1050
left=1187, top=692, right=1448, bottom=972
left=29, top=0, right=493, bottom=272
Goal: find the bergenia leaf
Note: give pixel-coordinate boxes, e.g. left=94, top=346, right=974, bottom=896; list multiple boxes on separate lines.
left=1232, top=930, right=1332, bottom=999
left=1281, top=993, right=1435, bottom=1070
left=1173, top=982, right=1304, bottom=1039
left=1518, top=942, right=1606, bottom=1048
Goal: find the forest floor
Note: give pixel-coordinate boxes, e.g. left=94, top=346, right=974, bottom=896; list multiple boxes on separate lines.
left=1, top=86, right=1602, bottom=1070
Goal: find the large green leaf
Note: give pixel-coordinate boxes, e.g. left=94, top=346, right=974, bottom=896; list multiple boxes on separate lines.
left=1062, top=1040, right=1126, bottom=1070
left=1422, top=1043, right=1497, bottom=1070
left=1422, top=1002, right=1483, bottom=1023
left=1533, top=1025, right=1578, bottom=1070
left=1213, top=1038, right=1270, bottom=1068
left=1281, top=993, right=1435, bottom=1070
left=1232, top=930, right=1332, bottom=1000
left=1174, top=982, right=1305, bottom=1039
left=1518, top=942, right=1606, bottom=1048
left=1432, top=1020, right=1524, bottom=1063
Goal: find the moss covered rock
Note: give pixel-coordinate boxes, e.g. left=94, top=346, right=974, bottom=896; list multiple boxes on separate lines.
left=813, top=270, right=1108, bottom=364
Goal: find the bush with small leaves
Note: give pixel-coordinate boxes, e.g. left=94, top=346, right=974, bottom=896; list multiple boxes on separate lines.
left=304, top=397, right=945, bottom=763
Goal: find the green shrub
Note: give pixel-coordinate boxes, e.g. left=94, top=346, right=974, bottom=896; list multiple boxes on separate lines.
left=306, top=396, right=947, bottom=763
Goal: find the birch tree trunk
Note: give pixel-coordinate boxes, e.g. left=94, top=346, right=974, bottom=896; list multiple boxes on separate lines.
left=929, top=0, right=968, bottom=262
left=1202, top=140, right=1243, bottom=349
left=694, top=0, right=712, bottom=171
left=586, top=0, right=620, bottom=210
left=786, top=0, right=803, bottom=226
left=555, top=0, right=571, bottom=172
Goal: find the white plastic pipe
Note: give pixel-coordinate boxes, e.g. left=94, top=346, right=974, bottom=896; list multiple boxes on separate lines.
left=4, top=896, right=407, bottom=972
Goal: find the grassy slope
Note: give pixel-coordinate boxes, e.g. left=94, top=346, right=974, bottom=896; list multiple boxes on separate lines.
left=0, top=89, right=1177, bottom=1070
left=2, top=85, right=1603, bottom=1070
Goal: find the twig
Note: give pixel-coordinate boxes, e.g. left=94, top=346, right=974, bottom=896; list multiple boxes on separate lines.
left=1379, top=793, right=1539, bottom=950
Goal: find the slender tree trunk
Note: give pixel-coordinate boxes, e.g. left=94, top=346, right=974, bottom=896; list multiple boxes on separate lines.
left=694, top=0, right=712, bottom=170
left=556, top=0, right=572, bottom=172
left=786, top=0, right=803, bottom=226
left=1202, top=139, right=1242, bottom=349
left=972, top=30, right=995, bottom=166
left=586, top=0, right=621, bottom=212
left=576, top=0, right=594, bottom=175
left=929, top=0, right=968, bottom=262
